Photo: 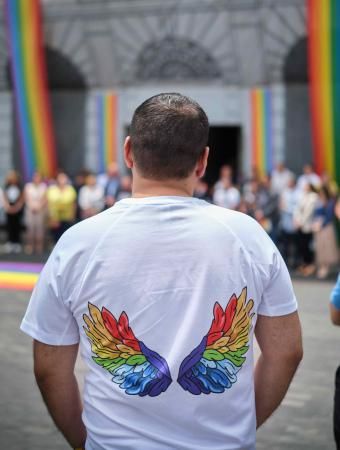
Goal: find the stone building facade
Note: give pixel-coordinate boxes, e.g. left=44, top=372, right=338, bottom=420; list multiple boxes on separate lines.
left=0, top=0, right=309, bottom=182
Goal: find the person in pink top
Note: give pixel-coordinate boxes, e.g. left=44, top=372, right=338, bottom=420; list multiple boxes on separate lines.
left=24, top=172, right=48, bottom=254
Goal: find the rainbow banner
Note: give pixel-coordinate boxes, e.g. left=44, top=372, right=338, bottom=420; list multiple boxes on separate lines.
left=97, top=93, right=118, bottom=173
left=4, top=0, right=57, bottom=180
left=0, top=262, right=43, bottom=291
left=250, top=88, right=274, bottom=176
left=307, top=0, right=340, bottom=183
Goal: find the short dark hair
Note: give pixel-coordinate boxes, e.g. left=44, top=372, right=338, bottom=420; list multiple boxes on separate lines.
left=129, top=93, right=209, bottom=180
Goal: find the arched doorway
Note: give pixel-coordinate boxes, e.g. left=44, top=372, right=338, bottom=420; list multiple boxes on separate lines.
left=135, top=37, right=221, bottom=80
left=6, top=46, right=87, bottom=177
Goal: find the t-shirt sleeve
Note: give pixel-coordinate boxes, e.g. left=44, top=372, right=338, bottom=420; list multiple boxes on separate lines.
left=257, top=247, right=298, bottom=317
left=20, top=238, right=79, bottom=345
left=331, top=274, right=340, bottom=310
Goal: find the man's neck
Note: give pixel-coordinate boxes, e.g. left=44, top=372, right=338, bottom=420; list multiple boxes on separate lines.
left=131, top=176, right=194, bottom=198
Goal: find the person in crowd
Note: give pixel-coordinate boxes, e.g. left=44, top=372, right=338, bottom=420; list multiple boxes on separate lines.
left=335, top=195, right=340, bottom=247
left=271, top=162, right=294, bottom=195
left=242, top=178, right=258, bottom=214
left=21, top=93, right=302, bottom=450
left=214, top=165, right=233, bottom=190
left=194, top=179, right=212, bottom=202
left=242, top=166, right=261, bottom=207
left=2, top=170, right=25, bottom=253
left=74, top=169, right=90, bottom=193
left=116, top=175, right=132, bottom=201
left=255, top=175, right=280, bottom=241
left=250, top=165, right=261, bottom=183
left=24, top=172, right=47, bottom=255
left=293, top=183, right=319, bottom=276
left=330, top=273, right=340, bottom=449
left=47, top=172, right=77, bottom=243
left=213, top=174, right=240, bottom=209
left=321, top=171, right=338, bottom=199
left=102, top=162, right=121, bottom=208
left=297, top=164, right=321, bottom=193
left=73, top=169, right=91, bottom=222
left=237, top=198, right=250, bottom=215
left=243, top=176, right=279, bottom=240
left=313, top=186, right=338, bottom=279
left=279, top=175, right=299, bottom=269
left=78, top=173, right=104, bottom=219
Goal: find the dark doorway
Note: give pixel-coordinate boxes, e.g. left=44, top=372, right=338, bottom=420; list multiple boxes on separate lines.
left=205, top=126, right=241, bottom=187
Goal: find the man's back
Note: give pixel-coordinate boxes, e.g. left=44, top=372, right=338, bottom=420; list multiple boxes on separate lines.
left=21, top=93, right=302, bottom=450
left=22, top=196, right=297, bottom=450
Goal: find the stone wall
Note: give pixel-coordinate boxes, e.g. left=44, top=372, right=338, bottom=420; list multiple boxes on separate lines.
left=0, top=0, right=310, bottom=180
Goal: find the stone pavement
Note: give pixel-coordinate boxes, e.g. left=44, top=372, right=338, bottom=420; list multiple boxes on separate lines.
left=0, top=279, right=338, bottom=449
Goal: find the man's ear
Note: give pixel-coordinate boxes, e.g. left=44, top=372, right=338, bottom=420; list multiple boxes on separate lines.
left=196, top=147, right=209, bottom=178
left=124, top=136, right=133, bottom=169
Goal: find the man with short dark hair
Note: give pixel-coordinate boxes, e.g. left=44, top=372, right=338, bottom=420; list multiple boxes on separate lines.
left=21, top=93, right=302, bottom=450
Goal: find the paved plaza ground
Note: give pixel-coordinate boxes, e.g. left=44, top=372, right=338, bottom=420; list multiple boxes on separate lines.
left=0, top=279, right=338, bottom=449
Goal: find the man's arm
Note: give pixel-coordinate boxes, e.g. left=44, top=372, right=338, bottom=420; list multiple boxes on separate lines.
left=330, top=275, right=340, bottom=326
left=254, top=312, right=303, bottom=428
left=33, top=340, right=86, bottom=449
left=330, top=304, right=340, bottom=326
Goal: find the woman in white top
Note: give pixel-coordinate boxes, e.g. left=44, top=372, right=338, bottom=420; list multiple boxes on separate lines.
left=24, top=172, right=47, bottom=254
left=213, top=176, right=240, bottom=210
left=78, top=174, right=104, bottom=219
left=293, top=182, right=319, bottom=275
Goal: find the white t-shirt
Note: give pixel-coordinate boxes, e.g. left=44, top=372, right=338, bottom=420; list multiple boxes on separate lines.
left=213, top=186, right=241, bottom=210
left=25, top=182, right=47, bottom=211
left=271, top=168, right=294, bottom=195
left=296, top=173, right=321, bottom=192
left=21, top=196, right=297, bottom=450
left=78, top=185, right=104, bottom=212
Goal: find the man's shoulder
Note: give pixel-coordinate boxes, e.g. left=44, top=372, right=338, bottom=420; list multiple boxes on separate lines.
left=204, top=204, right=277, bottom=264
left=62, top=207, right=116, bottom=243
left=51, top=208, right=122, bottom=288
left=203, top=203, right=260, bottom=231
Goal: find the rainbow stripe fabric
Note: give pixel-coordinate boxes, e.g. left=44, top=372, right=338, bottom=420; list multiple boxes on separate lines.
left=0, top=262, right=43, bottom=291
left=250, top=88, right=274, bottom=176
left=4, top=0, right=57, bottom=180
left=308, top=0, right=340, bottom=184
left=97, top=93, right=118, bottom=173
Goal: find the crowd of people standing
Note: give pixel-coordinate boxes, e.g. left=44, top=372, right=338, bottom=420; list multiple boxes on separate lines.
left=1, top=161, right=339, bottom=279
left=194, top=163, right=340, bottom=279
left=0, top=163, right=132, bottom=255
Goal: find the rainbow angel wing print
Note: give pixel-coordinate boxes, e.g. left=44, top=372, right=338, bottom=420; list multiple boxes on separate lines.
left=83, top=304, right=172, bottom=397
left=178, top=287, right=254, bottom=395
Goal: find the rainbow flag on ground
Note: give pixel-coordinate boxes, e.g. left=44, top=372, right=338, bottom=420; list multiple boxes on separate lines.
left=0, top=262, right=43, bottom=291
left=307, top=0, right=340, bottom=184
left=250, top=88, right=274, bottom=177
left=97, top=93, right=118, bottom=173
left=4, top=0, right=57, bottom=180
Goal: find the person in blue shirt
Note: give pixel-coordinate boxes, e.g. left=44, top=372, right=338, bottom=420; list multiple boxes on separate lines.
left=331, top=274, right=340, bottom=325
left=330, top=274, right=340, bottom=449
